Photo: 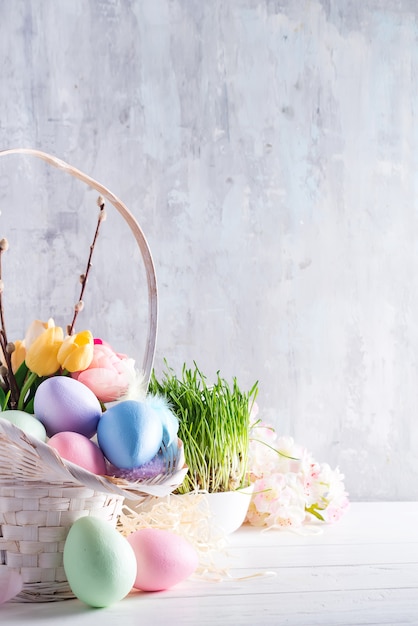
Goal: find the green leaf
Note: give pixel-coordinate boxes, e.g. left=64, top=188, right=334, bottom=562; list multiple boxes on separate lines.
left=15, top=361, right=29, bottom=390
left=23, top=397, right=35, bottom=414
left=17, top=370, right=38, bottom=411
left=0, top=386, right=6, bottom=410
left=305, top=504, right=325, bottom=521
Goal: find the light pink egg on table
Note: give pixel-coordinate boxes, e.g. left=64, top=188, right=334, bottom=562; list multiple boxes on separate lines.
left=48, top=431, right=107, bottom=475
left=127, top=528, right=199, bottom=592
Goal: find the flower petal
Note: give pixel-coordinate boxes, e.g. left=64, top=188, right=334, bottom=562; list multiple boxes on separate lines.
left=76, top=368, right=129, bottom=403
left=25, top=326, right=64, bottom=376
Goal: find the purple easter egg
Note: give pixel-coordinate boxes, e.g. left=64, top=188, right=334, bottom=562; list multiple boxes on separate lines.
left=34, top=376, right=102, bottom=438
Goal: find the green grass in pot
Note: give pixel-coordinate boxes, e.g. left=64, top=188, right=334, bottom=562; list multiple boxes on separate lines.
left=148, top=362, right=258, bottom=494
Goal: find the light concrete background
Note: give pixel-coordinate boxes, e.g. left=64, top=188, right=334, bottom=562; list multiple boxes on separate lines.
left=1, top=0, right=417, bottom=500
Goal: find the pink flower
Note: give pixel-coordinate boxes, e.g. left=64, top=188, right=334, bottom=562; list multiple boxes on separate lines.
left=247, top=473, right=306, bottom=529
left=322, top=498, right=350, bottom=523
left=305, top=464, right=350, bottom=522
left=246, top=418, right=350, bottom=530
left=72, top=340, right=135, bottom=403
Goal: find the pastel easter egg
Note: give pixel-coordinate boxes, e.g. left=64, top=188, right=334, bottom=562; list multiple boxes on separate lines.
left=34, top=376, right=102, bottom=438
left=97, top=400, right=163, bottom=469
left=48, top=431, right=107, bottom=475
left=63, top=516, right=137, bottom=608
left=0, top=410, right=47, bottom=441
left=127, top=528, right=199, bottom=591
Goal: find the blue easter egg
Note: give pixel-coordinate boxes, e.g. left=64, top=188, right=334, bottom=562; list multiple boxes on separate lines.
left=97, top=400, right=163, bottom=469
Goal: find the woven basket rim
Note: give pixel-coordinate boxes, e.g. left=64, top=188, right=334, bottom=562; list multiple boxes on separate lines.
left=0, top=417, right=187, bottom=500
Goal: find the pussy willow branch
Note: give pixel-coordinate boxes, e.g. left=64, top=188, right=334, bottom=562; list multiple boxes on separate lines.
left=67, top=197, right=106, bottom=335
left=0, top=244, right=19, bottom=408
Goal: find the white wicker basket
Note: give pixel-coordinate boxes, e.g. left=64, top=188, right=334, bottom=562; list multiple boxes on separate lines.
left=0, top=149, right=187, bottom=602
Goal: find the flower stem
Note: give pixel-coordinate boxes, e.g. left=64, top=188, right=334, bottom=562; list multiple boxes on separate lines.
left=17, top=371, right=38, bottom=411
left=305, top=504, right=325, bottom=521
left=249, top=437, right=300, bottom=461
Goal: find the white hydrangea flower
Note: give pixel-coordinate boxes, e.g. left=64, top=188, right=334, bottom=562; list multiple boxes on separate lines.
left=246, top=419, right=349, bottom=530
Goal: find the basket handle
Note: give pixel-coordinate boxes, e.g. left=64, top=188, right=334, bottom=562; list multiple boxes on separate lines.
left=0, top=147, right=158, bottom=388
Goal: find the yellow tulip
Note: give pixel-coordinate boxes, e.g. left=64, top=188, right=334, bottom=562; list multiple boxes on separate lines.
left=57, top=330, right=94, bottom=372
left=25, top=326, right=64, bottom=376
left=24, top=318, right=55, bottom=350
left=11, top=339, right=26, bottom=373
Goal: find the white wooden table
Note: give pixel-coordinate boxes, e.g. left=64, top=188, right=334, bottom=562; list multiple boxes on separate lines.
left=2, top=502, right=417, bottom=625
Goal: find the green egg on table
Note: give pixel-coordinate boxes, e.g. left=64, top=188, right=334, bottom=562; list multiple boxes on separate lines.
left=63, top=516, right=137, bottom=608
left=0, top=410, right=47, bottom=441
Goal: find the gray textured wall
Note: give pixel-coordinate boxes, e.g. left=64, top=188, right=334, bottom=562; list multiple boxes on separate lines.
left=1, top=0, right=417, bottom=500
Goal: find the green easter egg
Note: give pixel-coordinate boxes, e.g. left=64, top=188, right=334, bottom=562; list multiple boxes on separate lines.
left=63, top=516, right=137, bottom=607
left=0, top=410, right=47, bottom=441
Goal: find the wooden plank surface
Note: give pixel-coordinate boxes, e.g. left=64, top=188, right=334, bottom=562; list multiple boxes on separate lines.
left=1, top=502, right=418, bottom=625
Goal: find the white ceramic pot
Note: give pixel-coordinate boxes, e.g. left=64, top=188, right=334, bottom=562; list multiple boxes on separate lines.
left=201, top=484, right=254, bottom=534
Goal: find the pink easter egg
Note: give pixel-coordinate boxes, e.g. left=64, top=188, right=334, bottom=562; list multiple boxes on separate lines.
left=48, top=431, right=107, bottom=475
left=127, top=528, right=198, bottom=592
